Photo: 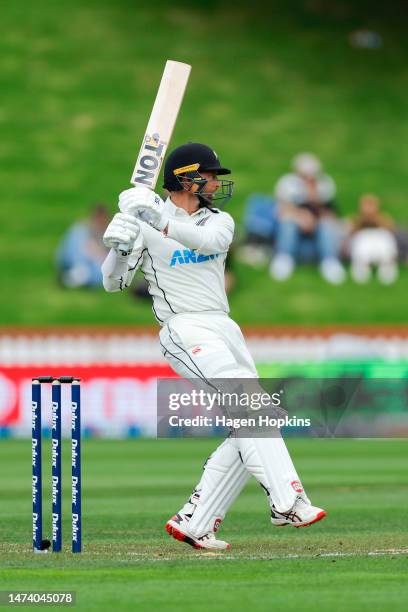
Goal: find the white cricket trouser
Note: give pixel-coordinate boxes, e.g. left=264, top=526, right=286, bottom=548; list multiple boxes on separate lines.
left=159, top=311, right=305, bottom=538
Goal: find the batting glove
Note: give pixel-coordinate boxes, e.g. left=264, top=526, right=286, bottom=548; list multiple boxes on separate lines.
left=103, top=212, right=141, bottom=252
left=118, top=187, right=169, bottom=232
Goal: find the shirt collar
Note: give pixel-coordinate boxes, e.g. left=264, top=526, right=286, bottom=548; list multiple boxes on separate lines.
left=164, top=197, right=205, bottom=218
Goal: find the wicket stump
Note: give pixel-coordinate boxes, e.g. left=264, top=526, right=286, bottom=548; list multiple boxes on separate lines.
left=32, top=376, right=82, bottom=553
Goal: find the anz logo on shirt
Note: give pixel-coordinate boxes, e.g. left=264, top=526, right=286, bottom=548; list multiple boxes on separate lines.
left=170, top=249, right=219, bottom=266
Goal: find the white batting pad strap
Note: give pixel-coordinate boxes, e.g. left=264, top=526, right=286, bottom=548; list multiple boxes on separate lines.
left=185, top=438, right=249, bottom=538
left=237, top=437, right=304, bottom=513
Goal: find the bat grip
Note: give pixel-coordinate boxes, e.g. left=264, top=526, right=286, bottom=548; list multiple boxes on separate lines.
left=117, top=242, right=132, bottom=255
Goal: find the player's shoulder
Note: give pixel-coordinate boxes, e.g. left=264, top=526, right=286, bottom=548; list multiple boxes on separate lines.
left=207, top=208, right=234, bottom=226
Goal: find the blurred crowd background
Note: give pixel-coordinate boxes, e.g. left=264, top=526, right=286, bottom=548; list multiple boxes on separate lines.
left=238, top=153, right=407, bottom=285
left=1, top=0, right=407, bottom=326
left=1, top=0, right=407, bottom=436
left=56, top=152, right=408, bottom=293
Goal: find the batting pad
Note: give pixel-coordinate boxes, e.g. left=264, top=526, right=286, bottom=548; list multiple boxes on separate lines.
left=237, top=437, right=304, bottom=513
left=185, top=438, right=249, bottom=538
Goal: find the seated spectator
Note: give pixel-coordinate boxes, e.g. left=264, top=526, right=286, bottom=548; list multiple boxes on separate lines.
left=348, top=194, right=398, bottom=284
left=236, top=194, right=278, bottom=266
left=269, top=153, right=345, bottom=284
left=56, top=204, right=109, bottom=288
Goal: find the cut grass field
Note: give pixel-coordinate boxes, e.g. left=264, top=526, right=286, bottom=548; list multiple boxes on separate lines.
left=1, top=0, right=408, bottom=325
left=1, top=438, right=408, bottom=611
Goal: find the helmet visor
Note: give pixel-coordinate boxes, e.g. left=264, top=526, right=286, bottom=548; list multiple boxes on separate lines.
left=199, top=179, right=234, bottom=207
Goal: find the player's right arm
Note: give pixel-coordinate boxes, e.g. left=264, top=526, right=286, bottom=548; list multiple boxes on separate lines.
left=101, top=213, right=145, bottom=292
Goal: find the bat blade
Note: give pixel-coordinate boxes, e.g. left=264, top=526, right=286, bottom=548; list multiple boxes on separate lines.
left=131, top=60, right=191, bottom=189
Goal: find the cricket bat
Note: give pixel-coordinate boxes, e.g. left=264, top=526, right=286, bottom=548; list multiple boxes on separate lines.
left=119, top=60, right=191, bottom=252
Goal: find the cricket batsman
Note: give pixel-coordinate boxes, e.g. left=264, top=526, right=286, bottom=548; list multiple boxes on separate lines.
left=101, top=143, right=326, bottom=550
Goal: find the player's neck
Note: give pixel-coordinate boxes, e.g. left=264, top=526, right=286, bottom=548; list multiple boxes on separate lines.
left=170, top=191, right=200, bottom=215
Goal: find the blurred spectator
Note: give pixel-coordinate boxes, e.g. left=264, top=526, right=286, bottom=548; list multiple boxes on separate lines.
left=236, top=194, right=278, bottom=266
left=348, top=194, right=398, bottom=284
left=269, top=153, right=346, bottom=284
left=56, top=204, right=109, bottom=288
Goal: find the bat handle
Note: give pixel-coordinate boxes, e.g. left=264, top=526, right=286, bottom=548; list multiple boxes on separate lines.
left=117, top=243, right=132, bottom=255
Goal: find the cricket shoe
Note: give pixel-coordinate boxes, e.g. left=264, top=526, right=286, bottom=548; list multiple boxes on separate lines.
left=166, top=514, right=230, bottom=551
left=271, top=496, right=326, bottom=528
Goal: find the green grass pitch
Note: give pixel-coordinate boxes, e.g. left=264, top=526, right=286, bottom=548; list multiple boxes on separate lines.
left=1, top=438, right=408, bottom=611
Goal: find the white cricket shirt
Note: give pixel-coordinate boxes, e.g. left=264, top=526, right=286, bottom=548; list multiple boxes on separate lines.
left=102, top=197, right=234, bottom=324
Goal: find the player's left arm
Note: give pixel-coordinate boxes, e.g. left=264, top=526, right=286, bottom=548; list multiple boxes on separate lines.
left=165, top=213, right=234, bottom=254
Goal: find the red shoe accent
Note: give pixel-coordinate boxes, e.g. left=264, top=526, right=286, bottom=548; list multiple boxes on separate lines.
left=165, top=521, right=230, bottom=551
left=166, top=522, right=203, bottom=549
left=294, top=510, right=327, bottom=528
